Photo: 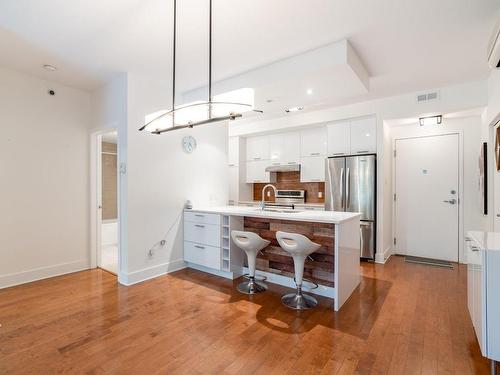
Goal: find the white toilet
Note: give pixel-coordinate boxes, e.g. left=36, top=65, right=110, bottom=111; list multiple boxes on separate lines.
left=231, top=230, right=270, bottom=294
left=276, top=231, right=321, bottom=310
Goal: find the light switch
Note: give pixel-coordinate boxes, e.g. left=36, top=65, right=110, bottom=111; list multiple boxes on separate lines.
left=267, top=191, right=271, bottom=197
left=318, top=192, right=323, bottom=198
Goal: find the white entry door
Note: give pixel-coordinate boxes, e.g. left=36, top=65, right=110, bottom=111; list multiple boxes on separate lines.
left=395, top=134, right=459, bottom=262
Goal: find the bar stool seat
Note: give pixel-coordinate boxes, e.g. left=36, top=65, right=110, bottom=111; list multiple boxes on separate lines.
left=276, top=231, right=321, bottom=310
left=231, top=230, right=270, bottom=294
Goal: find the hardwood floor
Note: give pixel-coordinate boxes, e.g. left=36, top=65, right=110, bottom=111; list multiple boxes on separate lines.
left=0, top=256, right=492, bottom=374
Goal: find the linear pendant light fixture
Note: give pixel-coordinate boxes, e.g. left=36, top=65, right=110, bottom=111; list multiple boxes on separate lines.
left=140, top=0, right=262, bottom=134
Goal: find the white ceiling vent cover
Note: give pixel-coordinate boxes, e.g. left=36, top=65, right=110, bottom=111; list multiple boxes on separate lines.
left=417, top=91, right=440, bottom=103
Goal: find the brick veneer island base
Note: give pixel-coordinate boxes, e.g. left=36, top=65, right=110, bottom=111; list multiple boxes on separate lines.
left=244, top=217, right=335, bottom=287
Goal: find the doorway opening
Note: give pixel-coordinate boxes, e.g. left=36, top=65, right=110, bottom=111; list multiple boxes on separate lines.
left=97, top=131, right=119, bottom=274
left=393, top=133, right=461, bottom=263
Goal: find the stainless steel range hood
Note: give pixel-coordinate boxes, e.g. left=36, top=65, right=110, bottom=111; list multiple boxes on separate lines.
left=265, top=164, right=300, bottom=173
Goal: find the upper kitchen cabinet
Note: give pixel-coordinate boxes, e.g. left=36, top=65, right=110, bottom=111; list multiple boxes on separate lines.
left=246, top=136, right=269, bottom=161
left=268, top=134, right=284, bottom=164
left=327, top=117, right=377, bottom=156
left=350, top=117, right=377, bottom=154
left=269, top=132, right=301, bottom=165
left=246, top=160, right=271, bottom=183
left=300, top=127, right=327, bottom=157
left=282, top=132, right=301, bottom=164
left=228, top=136, right=239, bottom=166
left=327, top=121, right=350, bottom=156
left=300, top=156, right=325, bottom=182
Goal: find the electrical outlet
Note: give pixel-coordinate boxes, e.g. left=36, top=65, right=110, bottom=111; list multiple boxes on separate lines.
left=318, top=192, right=323, bottom=198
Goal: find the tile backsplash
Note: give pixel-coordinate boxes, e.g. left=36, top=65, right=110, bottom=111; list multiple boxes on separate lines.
left=253, top=171, right=325, bottom=204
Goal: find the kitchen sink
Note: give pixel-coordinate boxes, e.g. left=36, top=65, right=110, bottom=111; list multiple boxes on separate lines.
left=254, top=208, right=302, bottom=214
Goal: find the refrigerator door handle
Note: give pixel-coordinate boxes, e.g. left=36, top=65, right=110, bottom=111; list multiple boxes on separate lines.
left=346, top=167, right=350, bottom=209
left=340, top=167, right=344, bottom=209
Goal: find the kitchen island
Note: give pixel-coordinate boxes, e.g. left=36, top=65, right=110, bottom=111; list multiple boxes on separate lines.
left=183, top=206, right=361, bottom=310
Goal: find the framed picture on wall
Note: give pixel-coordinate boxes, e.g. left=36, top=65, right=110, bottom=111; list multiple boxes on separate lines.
left=479, top=142, right=488, bottom=215
left=495, top=126, right=500, bottom=172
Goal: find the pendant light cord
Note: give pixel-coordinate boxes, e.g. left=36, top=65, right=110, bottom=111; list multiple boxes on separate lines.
left=172, top=0, right=177, bottom=121
left=208, top=0, right=212, bottom=103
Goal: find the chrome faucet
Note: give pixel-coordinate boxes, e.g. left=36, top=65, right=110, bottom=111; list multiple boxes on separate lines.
left=261, top=184, right=277, bottom=210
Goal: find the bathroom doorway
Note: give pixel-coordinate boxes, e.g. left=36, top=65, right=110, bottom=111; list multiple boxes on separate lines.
left=97, top=131, right=119, bottom=274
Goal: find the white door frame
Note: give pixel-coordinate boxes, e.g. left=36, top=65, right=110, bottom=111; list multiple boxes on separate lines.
left=492, top=115, right=500, bottom=232
left=90, top=128, right=120, bottom=272
left=392, top=130, right=464, bottom=262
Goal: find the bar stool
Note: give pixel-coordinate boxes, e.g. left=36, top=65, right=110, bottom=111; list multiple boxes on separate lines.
left=276, top=231, right=321, bottom=310
left=231, top=230, right=270, bottom=294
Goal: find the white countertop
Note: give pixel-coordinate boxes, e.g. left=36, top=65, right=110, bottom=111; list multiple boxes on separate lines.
left=468, top=231, right=500, bottom=251
left=187, top=205, right=360, bottom=224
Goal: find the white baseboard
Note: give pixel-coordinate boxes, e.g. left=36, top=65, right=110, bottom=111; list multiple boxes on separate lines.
left=118, top=259, right=186, bottom=286
left=0, top=259, right=90, bottom=289
left=375, top=247, right=392, bottom=264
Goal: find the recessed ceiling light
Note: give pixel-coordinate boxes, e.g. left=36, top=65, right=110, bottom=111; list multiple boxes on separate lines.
left=285, top=106, right=304, bottom=113
left=43, top=64, right=57, bottom=72
left=306, top=89, right=313, bottom=95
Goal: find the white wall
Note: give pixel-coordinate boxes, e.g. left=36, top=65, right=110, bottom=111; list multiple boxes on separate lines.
left=391, top=116, right=486, bottom=262
left=0, top=67, right=92, bottom=287
left=119, top=74, right=229, bottom=285
left=90, top=74, right=128, bottom=275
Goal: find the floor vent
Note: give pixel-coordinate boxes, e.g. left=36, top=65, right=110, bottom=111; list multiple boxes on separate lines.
left=404, top=255, right=453, bottom=269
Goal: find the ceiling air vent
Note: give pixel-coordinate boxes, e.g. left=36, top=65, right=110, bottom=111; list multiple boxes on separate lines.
left=417, top=91, right=440, bottom=103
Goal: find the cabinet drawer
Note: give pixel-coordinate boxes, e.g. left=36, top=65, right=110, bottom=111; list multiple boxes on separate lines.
left=184, top=211, right=221, bottom=225
left=184, top=241, right=221, bottom=270
left=184, top=221, right=221, bottom=247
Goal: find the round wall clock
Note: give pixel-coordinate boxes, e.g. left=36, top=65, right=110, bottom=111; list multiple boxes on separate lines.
left=182, top=136, right=197, bottom=153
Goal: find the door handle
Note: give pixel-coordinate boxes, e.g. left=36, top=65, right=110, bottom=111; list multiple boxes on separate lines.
left=443, top=199, right=457, bottom=205
left=340, top=167, right=344, bottom=209
left=346, top=168, right=350, bottom=209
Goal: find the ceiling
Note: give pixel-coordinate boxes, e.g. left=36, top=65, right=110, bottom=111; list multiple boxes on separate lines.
left=0, top=0, right=498, bottom=112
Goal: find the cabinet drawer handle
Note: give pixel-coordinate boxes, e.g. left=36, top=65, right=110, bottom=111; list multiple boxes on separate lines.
left=253, top=157, right=261, bottom=160
left=310, top=152, right=321, bottom=156
left=287, top=162, right=297, bottom=164
left=194, top=224, right=205, bottom=228
left=194, top=214, right=205, bottom=217
left=332, top=153, right=344, bottom=156
left=471, top=246, right=479, bottom=252
left=356, top=150, right=369, bottom=154
left=228, top=163, right=235, bottom=167
left=194, top=245, right=205, bottom=249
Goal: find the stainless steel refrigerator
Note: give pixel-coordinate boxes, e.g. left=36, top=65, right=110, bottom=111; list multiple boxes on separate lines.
left=325, top=155, right=376, bottom=259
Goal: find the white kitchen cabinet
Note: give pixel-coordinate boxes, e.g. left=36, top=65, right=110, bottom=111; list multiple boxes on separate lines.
left=282, top=132, right=301, bottom=165
left=466, top=231, right=500, bottom=367
left=246, top=136, right=269, bottom=161
left=350, top=117, right=377, bottom=154
left=268, top=132, right=301, bottom=165
left=228, top=136, right=239, bottom=166
left=300, top=156, right=325, bottom=182
left=268, top=134, right=284, bottom=164
left=300, top=127, right=327, bottom=157
left=327, top=121, right=350, bottom=156
left=246, top=160, right=270, bottom=183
